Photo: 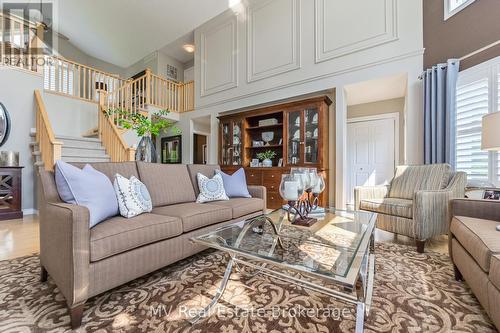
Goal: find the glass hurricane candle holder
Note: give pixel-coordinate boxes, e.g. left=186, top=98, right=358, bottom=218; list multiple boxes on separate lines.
left=280, top=171, right=319, bottom=226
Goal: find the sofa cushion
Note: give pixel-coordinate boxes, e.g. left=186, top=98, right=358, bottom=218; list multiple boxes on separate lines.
left=359, top=198, right=413, bottom=219
left=207, top=198, right=264, bottom=219
left=389, top=164, right=451, bottom=199
left=152, top=202, right=232, bottom=233
left=450, top=216, right=500, bottom=272
left=137, top=163, right=196, bottom=206
left=55, top=161, right=119, bottom=228
left=70, top=161, right=139, bottom=182
left=216, top=168, right=251, bottom=198
left=491, top=255, right=500, bottom=290
left=187, top=164, right=220, bottom=196
left=90, top=213, right=182, bottom=262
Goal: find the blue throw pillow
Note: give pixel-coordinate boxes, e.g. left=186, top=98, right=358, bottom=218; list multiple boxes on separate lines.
left=216, top=168, right=251, bottom=198
left=54, top=161, right=119, bottom=227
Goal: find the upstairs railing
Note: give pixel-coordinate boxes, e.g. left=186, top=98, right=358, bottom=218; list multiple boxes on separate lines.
left=34, top=90, right=63, bottom=170
left=0, top=13, right=43, bottom=73
left=104, top=69, right=194, bottom=123
left=43, top=56, right=127, bottom=103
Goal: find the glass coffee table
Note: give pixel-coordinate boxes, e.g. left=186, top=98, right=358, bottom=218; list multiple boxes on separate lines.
left=190, top=208, right=377, bottom=332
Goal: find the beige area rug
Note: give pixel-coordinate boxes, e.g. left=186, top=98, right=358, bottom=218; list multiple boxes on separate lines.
left=0, top=243, right=496, bottom=333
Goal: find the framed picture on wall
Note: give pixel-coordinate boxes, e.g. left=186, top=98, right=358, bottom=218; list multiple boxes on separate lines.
left=161, top=135, right=182, bottom=164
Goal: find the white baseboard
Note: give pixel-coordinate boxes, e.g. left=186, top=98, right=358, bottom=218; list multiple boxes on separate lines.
left=23, top=208, right=39, bottom=216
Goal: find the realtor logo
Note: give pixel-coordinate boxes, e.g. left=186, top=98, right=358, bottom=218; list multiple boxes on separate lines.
left=0, top=0, right=57, bottom=67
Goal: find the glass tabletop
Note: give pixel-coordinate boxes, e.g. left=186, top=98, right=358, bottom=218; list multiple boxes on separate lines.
left=192, top=208, right=376, bottom=286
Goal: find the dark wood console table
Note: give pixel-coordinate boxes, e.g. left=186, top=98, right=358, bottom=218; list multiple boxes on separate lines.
left=0, top=166, right=23, bottom=220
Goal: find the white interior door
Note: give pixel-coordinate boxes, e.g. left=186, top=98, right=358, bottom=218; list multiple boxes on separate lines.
left=346, top=117, right=396, bottom=206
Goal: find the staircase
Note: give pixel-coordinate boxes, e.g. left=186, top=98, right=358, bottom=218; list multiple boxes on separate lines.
left=31, top=133, right=111, bottom=169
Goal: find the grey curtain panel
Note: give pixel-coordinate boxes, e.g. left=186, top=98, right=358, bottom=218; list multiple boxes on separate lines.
left=423, top=59, right=460, bottom=166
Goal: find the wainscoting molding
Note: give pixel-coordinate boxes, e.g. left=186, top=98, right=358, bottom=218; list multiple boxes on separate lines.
left=247, top=0, right=301, bottom=82
left=200, top=13, right=238, bottom=97
left=314, top=0, right=399, bottom=64
left=195, top=49, right=423, bottom=112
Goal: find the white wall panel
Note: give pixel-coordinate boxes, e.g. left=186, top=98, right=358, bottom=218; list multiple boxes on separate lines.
left=200, top=13, right=238, bottom=96
left=315, top=0, right=398, bottom=63
left=247, top=0, right=300, bottom=82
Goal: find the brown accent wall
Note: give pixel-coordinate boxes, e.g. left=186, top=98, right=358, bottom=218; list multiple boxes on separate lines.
left=424, top=0, right=500, bottom=71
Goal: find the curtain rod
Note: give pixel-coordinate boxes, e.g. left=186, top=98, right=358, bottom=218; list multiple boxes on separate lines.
left=418, top=39, right=500, bottom=80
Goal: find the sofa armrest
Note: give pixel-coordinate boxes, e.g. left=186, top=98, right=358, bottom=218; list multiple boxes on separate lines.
left=354, top=185, right=390, bottom=210
left=451, top=198, right=500, bottom=222
left=414, top=190, right=452, bottom=240
left=40, top=202, right=91, bottom=307
left=248, top=185, right=267, bottom=212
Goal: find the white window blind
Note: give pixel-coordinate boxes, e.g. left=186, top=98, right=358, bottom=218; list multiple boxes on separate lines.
left=43, top=60, right=74, bottom=95
left=456, top=78, right=489, bottom=180
left=455, top=56, right=500, bottom=185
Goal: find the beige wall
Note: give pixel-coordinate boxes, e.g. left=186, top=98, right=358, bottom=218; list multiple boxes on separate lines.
left=347, top=97, right=405, bottom=164
left=424, top=0, right=500, bottom=70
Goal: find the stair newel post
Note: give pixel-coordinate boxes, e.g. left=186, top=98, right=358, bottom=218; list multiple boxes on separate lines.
left=52, top=142, right=63, bottom=170
left=146, top=68, right=152, bottom=106
left=97, top=89, right=106, bottom=141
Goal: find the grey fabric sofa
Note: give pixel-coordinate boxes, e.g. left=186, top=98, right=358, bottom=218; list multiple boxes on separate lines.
left=37, top=162, right=266, bottom=328
left=354, top=164, right=467, bottom=253
left=449, top=199, right=500, bottom=330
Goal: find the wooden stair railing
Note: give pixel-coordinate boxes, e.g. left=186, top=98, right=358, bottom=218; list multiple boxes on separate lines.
left=43, top=56, right=127, bottom=103
left=104, top=69, right=195, bottom=116
left=34, top=90, right=63, bottom=170
left=98, top=91, right=136, bottom=162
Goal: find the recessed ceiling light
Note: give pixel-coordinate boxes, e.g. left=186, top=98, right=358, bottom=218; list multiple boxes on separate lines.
left=183, top=44, right=195, bottom=53
left=229, top=0, right=241, bottom=7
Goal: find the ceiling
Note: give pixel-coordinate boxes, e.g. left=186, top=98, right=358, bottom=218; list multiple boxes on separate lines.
left=344, top=73, right=408, bottom=106
left=54, top=0, right=229, bottom=68
left=160, top=31, right=195, bottom=64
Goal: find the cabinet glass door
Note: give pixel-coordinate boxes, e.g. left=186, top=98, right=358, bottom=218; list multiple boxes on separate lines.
left=232, top=121, right=242, bottom=165
left=304, top=108, right=319, bottom=164
left=221, top=122, right=231, bottom=166
left=287, top=110, right=301, bottom=165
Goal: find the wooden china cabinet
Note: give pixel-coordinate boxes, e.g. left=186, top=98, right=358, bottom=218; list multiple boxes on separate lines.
left=218, top=96, right=332, bottom=209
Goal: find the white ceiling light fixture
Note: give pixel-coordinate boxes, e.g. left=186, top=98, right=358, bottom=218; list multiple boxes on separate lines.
left=183, top=44, right=195, bottom=53
left=228, top=0, right=241, bottom=7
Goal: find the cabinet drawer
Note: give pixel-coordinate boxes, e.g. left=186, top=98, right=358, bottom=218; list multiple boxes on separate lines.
left=246, top=170, right=262, bottom=185
left=266, top=192, right=282, bottom=209
left=263, top=170, right=281, bottom=184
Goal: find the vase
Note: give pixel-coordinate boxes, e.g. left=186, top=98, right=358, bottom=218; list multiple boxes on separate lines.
left=263, top=158, right=272, bottom=167
left=135, top=135, right=157, bottom=163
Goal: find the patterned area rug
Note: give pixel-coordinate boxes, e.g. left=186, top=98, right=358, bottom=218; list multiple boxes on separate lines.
left=0, top=243, right=496, bottom=333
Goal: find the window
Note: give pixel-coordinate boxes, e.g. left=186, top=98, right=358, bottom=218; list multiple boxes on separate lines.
left=44, top=59, right=74, bottom=95
left=444, top=0, right=475, bottom=20
left=455, top=56, right=500, bottom=185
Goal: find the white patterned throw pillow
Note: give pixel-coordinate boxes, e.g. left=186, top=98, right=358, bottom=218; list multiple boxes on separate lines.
left=113, top=174, right=153, bottom=218
left=196, top=172, right=229, bottom=203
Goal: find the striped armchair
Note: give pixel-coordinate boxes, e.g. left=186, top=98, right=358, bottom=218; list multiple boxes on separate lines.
left=354, top=164, right=467, bottom=253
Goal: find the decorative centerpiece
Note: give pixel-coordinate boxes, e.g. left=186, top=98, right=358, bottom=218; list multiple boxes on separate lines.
left=261, top=131, right=274, bottom=146
left=106, top=109, right=180, bottom=163
left=279, top=167, right=325, bottom=226
left=256, top=150, right=276, bottom=167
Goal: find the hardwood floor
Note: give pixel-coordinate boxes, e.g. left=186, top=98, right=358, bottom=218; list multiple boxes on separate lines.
left=0, top=215, right=39, bottom=261
left=0, top=214, right=449, bottom=261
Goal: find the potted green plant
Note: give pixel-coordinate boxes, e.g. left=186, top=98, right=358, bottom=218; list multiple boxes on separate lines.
left=106, top=109, right=180, bottom=163
left=256, top=150, right=276, bottom=167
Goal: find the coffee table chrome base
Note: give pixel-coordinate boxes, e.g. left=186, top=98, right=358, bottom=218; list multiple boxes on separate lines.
left=188, top=214, right=376, bottom=332
left=189, top=215, right=283, bottom=324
